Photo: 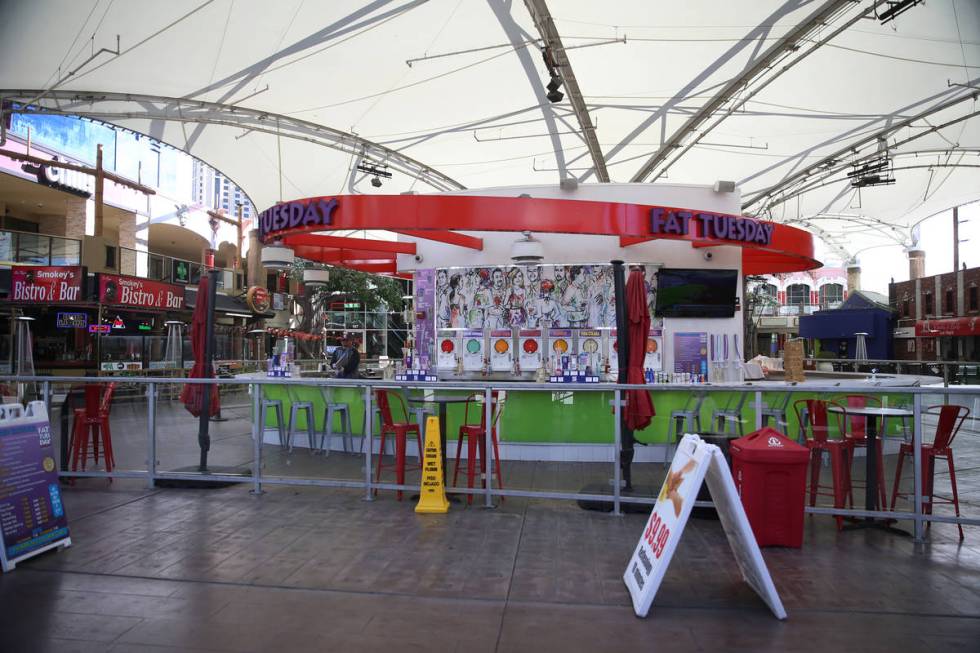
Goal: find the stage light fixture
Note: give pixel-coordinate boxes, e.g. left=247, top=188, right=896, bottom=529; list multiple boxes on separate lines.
left=371, top=176, right=382, bottom=188
left=547, top=75, right=562, bottom=93
left=547, top=88, right=564, bottom=103
left=877, top=0, right=921, bottom=24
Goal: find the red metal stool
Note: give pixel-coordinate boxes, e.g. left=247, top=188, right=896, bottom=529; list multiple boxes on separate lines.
left=890, top=404, right=969, bottom=540
left=836, top=394, right=888, bottom=509
left=453, top=392, right=505, bottom=504
left=70, top=383, right=117, bottom=473
left=795, top=398, right=853, bottom=530
left=374, top=389, right=423, bottom=500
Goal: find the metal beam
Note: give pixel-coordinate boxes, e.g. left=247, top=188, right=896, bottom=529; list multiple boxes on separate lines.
left=523, top=0, right=609, bottom=182
left=743, top=86, right=980, bottom=211
left=0, top=90, right=465, bottom=193
left=630, top=0, right=857, bottom=183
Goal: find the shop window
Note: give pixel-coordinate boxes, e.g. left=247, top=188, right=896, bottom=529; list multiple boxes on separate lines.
left=924, top=292, right=934, bottom=316
left=970, top=286, right=978, bottom=312
left=907, top=339, right=916, bottom=353
left=944, top=289, right=954, bottom=314
left=902, top=299, right=910, bottom=317
left=786, top=283, right=810, bottom=306
left=819, top=283, right=843, bottom=307
left=105, top=245, right=117, bottom=269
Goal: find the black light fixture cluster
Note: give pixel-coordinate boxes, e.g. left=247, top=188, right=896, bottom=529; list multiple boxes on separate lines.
left=877, top=0, right=921, bottom=24
left=356, top=160, right=392, bottom=188
left=847, top=156, right=895, bottom=188
left=541, top=47, right=564, bottom=103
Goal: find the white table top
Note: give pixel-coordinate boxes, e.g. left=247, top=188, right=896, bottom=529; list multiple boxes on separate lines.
left=827, top=405, right=913, bottom=417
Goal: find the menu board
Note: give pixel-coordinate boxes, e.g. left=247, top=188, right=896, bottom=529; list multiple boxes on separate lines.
left=673, top=332, right=708, bottom=377
left=0, top=403, right=71, bottom=572
left=490, top=329, right=514, bottom=372
left=518, top=329, right=542, bottom=370
left=462, top=330, right=485, bottom=372
left=414, top=269, right=435, bottom=369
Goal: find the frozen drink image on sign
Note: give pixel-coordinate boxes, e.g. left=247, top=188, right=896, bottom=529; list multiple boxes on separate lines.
left=462, top=330, right=484, bottom=371
left=436, top=331, right=458, bottom=369
left=518, top=329, right=542, bottom=370
left=490, top=330, right=513, bottom=371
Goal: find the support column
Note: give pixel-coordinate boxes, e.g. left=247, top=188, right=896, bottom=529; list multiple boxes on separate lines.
left=118, top=210, right=139, bottom=276
left=908, top=247, right=925, bottom=280
left=846, top=263, right=861, bottom=294
left=246, top=229, right=263, bottom=288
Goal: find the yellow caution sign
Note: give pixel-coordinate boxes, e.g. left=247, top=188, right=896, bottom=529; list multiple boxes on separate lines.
left=415, top=416, right=449, bottom=514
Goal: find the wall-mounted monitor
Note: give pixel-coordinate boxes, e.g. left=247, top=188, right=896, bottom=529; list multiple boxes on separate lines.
left=655, top=268, right=738, bottom=318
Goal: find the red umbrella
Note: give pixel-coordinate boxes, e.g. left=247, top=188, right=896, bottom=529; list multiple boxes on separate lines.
left=180, top=275, right=220, bottom=418
left=625, top=268, right=654, bottom=431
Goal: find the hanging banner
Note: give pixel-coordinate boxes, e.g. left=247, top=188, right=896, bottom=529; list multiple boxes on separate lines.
left=623, top=434, right=785, bottom=620
left=518, top=329, right=542, bottom=371
left=99, top=274, right=184, bottom=310
left=0, top=402, right=71, bottom=572
left=9, top=266, right=84, bottom=303
left=490, top=329, right=514, bottom=372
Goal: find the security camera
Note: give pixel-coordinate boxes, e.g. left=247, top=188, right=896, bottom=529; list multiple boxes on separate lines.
left=414, top=254, right=423, bottom=263
left=703, top=251, right=713, bottom=261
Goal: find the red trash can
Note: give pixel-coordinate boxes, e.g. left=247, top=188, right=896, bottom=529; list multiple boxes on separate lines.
left=730, top=426, right=809, bottom=548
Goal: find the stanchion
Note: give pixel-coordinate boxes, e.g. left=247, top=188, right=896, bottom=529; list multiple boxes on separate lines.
left=912, top=393, right=924, bottom=542
left=363, top=386, right=374, bottom=502
left=613, top=388, right=622, bottom=516
left=147, top=382, right=156, bottom=489
left=251, top=383, right=263, bottom=495
left=484, top=387, right=493, bottom=509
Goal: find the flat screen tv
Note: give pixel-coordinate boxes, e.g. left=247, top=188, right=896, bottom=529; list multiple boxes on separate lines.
left=655, top=268, right=738, bottom=318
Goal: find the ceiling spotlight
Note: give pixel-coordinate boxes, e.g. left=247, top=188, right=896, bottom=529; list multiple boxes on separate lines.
left=371, top=176, right=382, bottom=188
left=547, top=75, right=562, bottom=93
left=877, top=0, right=921, bottom=24
left=547, top=88, right=564, bottom=103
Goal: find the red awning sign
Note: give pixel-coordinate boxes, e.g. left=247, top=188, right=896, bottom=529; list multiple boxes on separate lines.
left=915, top=317, right=980, bottom=337
left=99, top=274, right=184, bottom=310
left=9, top=266, right=84, bottom=303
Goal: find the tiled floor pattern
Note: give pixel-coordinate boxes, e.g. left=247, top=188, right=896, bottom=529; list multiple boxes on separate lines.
left=1, top=479, right=978, bottom=652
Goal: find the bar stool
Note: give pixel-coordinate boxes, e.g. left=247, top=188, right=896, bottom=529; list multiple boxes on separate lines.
left=319, top=386, right=354, bottom=456
left=286, top=386, right=317, bottom=452
left=711, top=392, right=749, bottom=436
left=795, top=398, right=853, bottom=530
left=374, top=389, right=423, bottom=500
left=70, top=383, right=117, bottom=473
left=759, top=392, right=792, bottom=432
left=453, top=392, right=505, bottom=504
left=260, top=396, right=287, bottom=450
left=665, top=391, right=705, bottom=466
left=890, top=404, right=969, bottom=540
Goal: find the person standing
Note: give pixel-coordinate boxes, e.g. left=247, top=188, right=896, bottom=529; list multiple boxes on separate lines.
left=333, top=335, right=361, bottom=378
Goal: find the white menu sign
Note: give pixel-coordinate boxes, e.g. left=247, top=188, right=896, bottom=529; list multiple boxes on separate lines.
left=623, top=434, right=785, bottom=620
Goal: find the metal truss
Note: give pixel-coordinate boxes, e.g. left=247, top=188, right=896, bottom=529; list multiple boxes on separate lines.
left=0, top=89, right=465, bottom=193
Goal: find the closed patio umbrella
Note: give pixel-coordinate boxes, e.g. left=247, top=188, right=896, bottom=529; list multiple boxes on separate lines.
left=625, top=268, right=655, bottom=432
left=180, top=270, right=220, bottom=470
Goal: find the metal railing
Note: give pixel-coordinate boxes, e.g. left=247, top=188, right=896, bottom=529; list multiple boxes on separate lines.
left=0, top=228, right=81, bottom=266
left=5, top=373, right=978, bottom=543
left=805, top=358, right=980, bottom=386
left=119, top=246, right=238, bottom=289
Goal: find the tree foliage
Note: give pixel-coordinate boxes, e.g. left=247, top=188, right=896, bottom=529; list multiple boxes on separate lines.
left=292, top=262, right=406, bottom=311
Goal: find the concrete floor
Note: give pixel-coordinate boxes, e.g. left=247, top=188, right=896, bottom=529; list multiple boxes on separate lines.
left=1, top=480, right=979, bottom=652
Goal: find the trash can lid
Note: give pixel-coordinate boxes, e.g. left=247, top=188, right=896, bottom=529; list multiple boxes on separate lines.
left=730, top=426, right=809, bottom=463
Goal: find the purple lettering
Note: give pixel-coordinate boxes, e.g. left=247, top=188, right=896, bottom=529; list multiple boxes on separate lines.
left=675, top=211, right=693, bottom=235
left=302, top=203, right=320, bottom=226
left=650, top=207, right=667, bottom=234
left=288, top=203, right=304, bottom=228
left=744, top=219, right=757, bottom=242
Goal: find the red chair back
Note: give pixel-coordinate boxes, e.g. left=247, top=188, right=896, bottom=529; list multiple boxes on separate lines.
left=100, top=383, right=117, bottom=414
left=841, top=394, right=880, bottom=438
left=376, top=389, right=395, bottom=428
left=463, top=391, right=502, bottom=430
left=930, top=404, right=969, bottom=451
left=794, top=398, right=846, bottom=443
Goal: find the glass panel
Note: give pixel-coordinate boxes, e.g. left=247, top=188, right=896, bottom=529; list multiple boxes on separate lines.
left=50, top=237, right=81, bottom=265
left=16, top=232, right=49, bottom=264
left=0, top=230, right=13, bottom=262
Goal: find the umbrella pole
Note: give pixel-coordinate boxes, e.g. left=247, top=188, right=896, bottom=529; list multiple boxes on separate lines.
left=611, top=260, right=634, bottom=491
left=198, top=269, right=219, bottom=472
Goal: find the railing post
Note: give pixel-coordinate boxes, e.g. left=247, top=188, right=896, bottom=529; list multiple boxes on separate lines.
left=363, top=384, right=374, bottom=501
left=754, top=390, right=763, bottom=430
left=613, top=388, right=622, bottom=516
left=147, top=382, right=156, bottom=489
left=912, top=393, right=924, bottom=542
left=251, top=382, right=263, bottom=495
left=484, top=386, right=493, bottom=508
left=41, top=380, right=51, bottom=418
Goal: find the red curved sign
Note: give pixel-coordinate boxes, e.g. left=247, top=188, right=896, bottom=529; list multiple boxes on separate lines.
left=259, top=194, right=818, bottom=275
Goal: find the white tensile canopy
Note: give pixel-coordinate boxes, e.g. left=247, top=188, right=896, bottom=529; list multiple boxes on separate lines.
left=0, top=0, right=977, bottom=267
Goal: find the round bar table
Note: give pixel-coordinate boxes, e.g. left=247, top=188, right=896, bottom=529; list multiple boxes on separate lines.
left=828, top=404, right=914, bottom=535
left=407, top=393, right=473, bottom=488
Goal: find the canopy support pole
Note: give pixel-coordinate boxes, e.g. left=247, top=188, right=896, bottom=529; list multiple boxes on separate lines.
left=611, top=260, right=633, bottom=491
left=198, top=269, right=219, bottom=472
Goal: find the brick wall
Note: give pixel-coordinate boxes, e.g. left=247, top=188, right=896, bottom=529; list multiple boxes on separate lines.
left=891, top=279, right=916, bottom=323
